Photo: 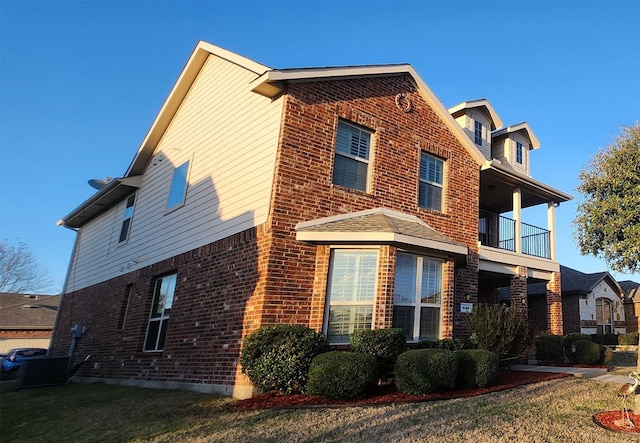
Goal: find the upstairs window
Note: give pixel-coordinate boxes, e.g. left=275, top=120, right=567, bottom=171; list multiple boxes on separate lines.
left=392, top=253, right=442, bottom=341
left=332, top=121, right=371, bottom=192
left=474, top=121, right=483, bottom=146
left=118, top=194, right=136, bottom=243
left=325, top=249, right=378, bottom=343
left=167, top=160, right=190, bottom=210
left=516, top=142, right=523, bottom=165
left=418, top=152, right=444, bottom=212
left=144, top=273, right=177, bottom=351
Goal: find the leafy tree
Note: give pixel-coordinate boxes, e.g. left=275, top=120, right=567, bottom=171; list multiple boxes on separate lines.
left=0, top=241, right=53, bottom=293
left=573, top=122, right=640, bottom=274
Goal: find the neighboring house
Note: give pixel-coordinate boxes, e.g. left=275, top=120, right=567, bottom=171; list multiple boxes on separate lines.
left=51, top=41, right=571, bottom=398
left=524, top=266, right=626, bottom=335
left=0, top=293, right=60, bottom=354
left=621, top=280, right=640, bottom=332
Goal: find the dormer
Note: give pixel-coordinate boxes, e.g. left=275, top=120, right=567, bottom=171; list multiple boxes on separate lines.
left=449, top=99, right=503, bottom=160
left=491, top=122, right=540, bottom=176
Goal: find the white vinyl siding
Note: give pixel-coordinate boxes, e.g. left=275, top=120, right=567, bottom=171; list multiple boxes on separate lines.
left=65, top=54, right=284, bottom=292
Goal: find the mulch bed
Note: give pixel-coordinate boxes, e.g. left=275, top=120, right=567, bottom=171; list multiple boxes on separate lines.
left=593, top=410, right=640, bottom=434
left=231, top=370, right=569, bottom=411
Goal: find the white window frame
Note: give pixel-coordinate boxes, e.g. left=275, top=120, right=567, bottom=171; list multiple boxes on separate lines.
left=332, top=120, right=372, bottom=192
left=418, top=152, right=444, bottom=212
left=392, top=252, right=443, bottom=342
left=474, top=120, right=483, bottom=146
left=118, top=193, right=136, bottom=244
left=324, top=248, right=379, bottom=344
left=144, top=273, right=177, bottom=352
left=166, top=158, right=191, bottom=211
left=596, top=297, right=613, bottom=335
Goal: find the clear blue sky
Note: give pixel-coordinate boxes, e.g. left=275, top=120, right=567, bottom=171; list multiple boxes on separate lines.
left=1, top=0, right=639, bottom=294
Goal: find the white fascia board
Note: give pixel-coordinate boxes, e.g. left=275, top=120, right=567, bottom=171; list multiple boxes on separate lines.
left=492, top=122, right=540, bottom=149
left=448, top=99, right=504, bottom=130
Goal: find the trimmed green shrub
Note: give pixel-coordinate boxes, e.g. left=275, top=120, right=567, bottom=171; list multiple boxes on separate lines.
left=590, top=334, right=618, bottom=346
left=455, top=349, right=499, bottom=388
left=463, top=303, right=530, bottom=358
left=307, top=351, right=378, bottom=399
left=240, top=324, right=329, bottom=394
left=598, top=345, right=614, bottom=365
left=350, top=328, right=406, bottom=379
left=395, top=349, right=457, bottom=395
left=416, top=338, right=477, bottom=351
left=534, top=334, right=564, bottom=362
left=562, top=333, right=591, bottom=359
left=619, top=332, right=639, bottom=346
left=570, top=339, right=601, bottom=365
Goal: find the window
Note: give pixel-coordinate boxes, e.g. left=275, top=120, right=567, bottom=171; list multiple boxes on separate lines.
left=392, top=253, right=442, bottom=341
left=144, top=273, right=177, bottom=351
left=474, top=121, right=483, bottom=146
left=325, top=249, right=378, bottom=343
left=118, top=194, right=136, bottom=243
left=167, top=160, right=190, bottom=210
left=596, top=298, right=613, bottom=334
left=418, top=152, right=444, bottom=211
left=516, top=142, right=523, bottom=165
left=332, top=120, right=371, bottom=192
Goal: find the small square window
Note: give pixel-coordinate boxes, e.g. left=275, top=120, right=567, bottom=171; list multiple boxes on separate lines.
left=332, top=121, right=371, bottom=192
left=418, top=152, right=444, bottom=212
left=474, top=121, right=483, bottom=146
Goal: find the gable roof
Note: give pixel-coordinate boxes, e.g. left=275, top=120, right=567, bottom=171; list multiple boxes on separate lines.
left=492, top=122, right=541, bottom=150
left=0, top=293, right=60, bottom=330
left=448, top=98, right=504, bottom=130
left=620, top=280, right=640, bottom=300
left=296, top=207, right=468, bottom=263
left=59, top=41, right=490, bottom=229
left=528, top=265, right=624, bottom=298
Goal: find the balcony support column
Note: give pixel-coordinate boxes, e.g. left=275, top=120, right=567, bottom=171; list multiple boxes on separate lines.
left=513, top=187, right=522, bottom=254
left=547, top=202, right=557, bottom=261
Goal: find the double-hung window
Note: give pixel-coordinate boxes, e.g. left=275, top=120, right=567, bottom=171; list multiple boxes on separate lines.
left=474, top=121, right=483, bottom=146
left=392, top=253, right=442, bottom=341
left=418, top=152, right=444, bottom=211
left=325, top=249, right=378, bottom=343
left=144, top=273, right=177, bottom=351
left=118, top=194, right=136, bottom=243
left=516, top=142, right=523, bottom=165
left=332, top=121, right=371, bottom=192
left=167, top=160, right=190, bottom=210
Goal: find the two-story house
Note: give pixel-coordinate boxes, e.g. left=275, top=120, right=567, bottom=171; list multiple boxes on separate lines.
left=51, top=41, right=570, bottom=399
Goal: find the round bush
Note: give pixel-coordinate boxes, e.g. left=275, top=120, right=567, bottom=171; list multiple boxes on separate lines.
left=455, top=349, right=499, bottom=388
left=350, top=328, right=406, bottom=379
left=307, top=351, right=378, bottom=399
left=395, top=349, right=457, bottom=395
left=619, top=332, right=639, bottom=346
left=534, top=334, right=564, bottom=362
left=570, top=339, right=601, bottom=365
left=415, top=338, right=477, bottom=351
left=599, top=345, right=614, bottom=365
left=563, top=333, right=591, bottom=359
left=240, top=324, right=329, bottom=394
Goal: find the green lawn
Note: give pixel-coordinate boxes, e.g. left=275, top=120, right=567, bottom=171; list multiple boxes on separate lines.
left=1, top=377, right=636, bottom=442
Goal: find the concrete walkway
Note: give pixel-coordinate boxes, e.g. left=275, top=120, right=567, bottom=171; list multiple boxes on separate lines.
left=511, top=364, right=633, bottom=385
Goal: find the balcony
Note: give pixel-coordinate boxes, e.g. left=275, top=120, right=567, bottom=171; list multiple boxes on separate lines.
left=479, top=210, right=551, bottom=259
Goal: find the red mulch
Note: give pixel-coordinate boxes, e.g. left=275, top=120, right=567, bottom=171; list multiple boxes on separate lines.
left=231, top=370, right=569, bottom=411
left=593, top=410, right=640, bottom=434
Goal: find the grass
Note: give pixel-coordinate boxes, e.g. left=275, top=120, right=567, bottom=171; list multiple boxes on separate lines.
left=2, top=374, right=639, bottom=443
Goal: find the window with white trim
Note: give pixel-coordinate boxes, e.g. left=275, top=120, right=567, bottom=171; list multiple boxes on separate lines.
left=474, top=120, right=483, bottom=146
left=392, top=252, right=442, bottom=341
left=516, top=142, right=523, bottom=165
left=144, top=273, right=177, bottom=351
left=596, top=298, right=613, bottom=334
left=325, top=249, right=378, bottom=343
left=167, top=160, right=190, bottom=210
left=418, top=152, right=444, bottom=211
left=118, top=194, right=136, bottom=243
left=332, top=120, right=371, bottom=192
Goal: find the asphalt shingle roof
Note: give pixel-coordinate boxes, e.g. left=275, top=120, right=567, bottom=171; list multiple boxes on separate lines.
left=0, top=293, right=60, bottom=330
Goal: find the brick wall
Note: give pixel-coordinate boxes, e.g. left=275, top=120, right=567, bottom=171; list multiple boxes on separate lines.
left=625, top=301, right=640, bottom=332
left=561, top=295, right=581, bottom=334
left=546, top=271, right=563, bottom=335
